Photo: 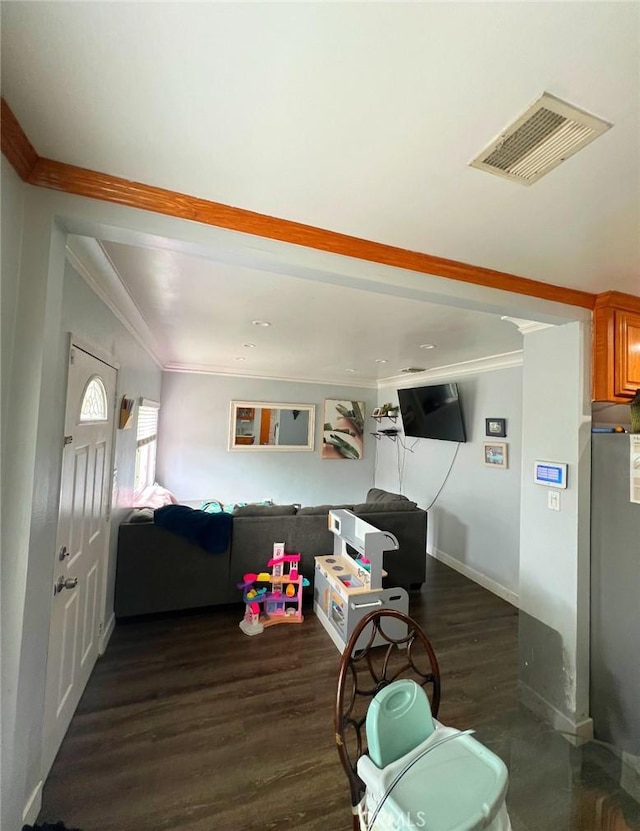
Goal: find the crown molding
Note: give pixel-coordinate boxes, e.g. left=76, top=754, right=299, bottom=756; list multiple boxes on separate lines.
left=65, top=236, right=166, bottom=369
left=0, top=97, right=597, bottom=312
left=377, top=351, right=524, bottom=390
left=500, top=316, right=555, bottom=335
left=163, top=362, right=378, bottom=389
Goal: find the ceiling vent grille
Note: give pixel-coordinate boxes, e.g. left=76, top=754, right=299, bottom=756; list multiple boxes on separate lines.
left=399, top=367, right=426, bottom=374
left=469, top=92, right=612, bottom=185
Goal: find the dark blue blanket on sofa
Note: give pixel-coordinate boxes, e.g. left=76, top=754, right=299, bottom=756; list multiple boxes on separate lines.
left=154, top=505, right=232, bottom=554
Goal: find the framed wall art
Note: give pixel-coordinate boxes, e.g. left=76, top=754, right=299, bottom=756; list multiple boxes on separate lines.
left=322, top=400, right=365, bottom=460
left=485, top=418, right=507, bottom=438
left=483, top=442, right=508, bottom=469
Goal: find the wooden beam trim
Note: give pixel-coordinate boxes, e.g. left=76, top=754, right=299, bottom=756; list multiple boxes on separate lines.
left=593, top=291, right=640, bottom=313
left=1, top=99, right=38, bottom=181
left=1, top=94, right=597, bottom=310
left=25, top=156, right=595, bottom=310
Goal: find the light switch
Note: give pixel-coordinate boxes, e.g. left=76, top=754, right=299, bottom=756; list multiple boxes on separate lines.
left=548, top=491, right=560, bottom=511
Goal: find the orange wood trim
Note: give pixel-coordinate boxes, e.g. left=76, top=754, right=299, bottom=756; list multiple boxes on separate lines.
left=592, top=304, right=616, bottom=401
left=594, top=291, right=640, bottom=313
left=1, top=98, right=38, bottom=181
left=25, top=156, right=596, bottom=310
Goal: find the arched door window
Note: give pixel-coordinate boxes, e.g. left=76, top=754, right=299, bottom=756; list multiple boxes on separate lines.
left=79, top=376, right=108, bottom=422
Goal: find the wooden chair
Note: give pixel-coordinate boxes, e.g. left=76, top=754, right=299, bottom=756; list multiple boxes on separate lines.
left=334, top=609, right=441, bottom=830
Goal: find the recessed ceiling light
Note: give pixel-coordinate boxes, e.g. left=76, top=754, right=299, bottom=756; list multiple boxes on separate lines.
left=252, top=320, right=271, bottom=327
left=235, top=356, right=246, bottom=361
left=243, top=343, right=256, bottom=348
left=345, top=368, right=356, bottom=373
left=375, top=359, right=388, bottom=363
left=419, top=343, right=436, bottom=349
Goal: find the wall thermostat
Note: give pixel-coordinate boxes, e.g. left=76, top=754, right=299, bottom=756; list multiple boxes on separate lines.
left=534, top=461, right=568, bottom=489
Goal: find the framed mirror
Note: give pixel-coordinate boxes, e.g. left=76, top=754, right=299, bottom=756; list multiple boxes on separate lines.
left=229, top=401, right=315, bottom=451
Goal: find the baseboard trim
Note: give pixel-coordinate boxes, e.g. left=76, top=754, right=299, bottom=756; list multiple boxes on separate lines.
left=23, top=779, right=43, bottom=825
left=99, top=612, right=115, bottom=655
left=428, top=548, right=519, bottom=608
left=519, top=681, right=594, bottom=746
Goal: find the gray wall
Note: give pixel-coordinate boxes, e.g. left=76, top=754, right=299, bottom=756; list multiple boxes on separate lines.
left=61, top=262, right=162, bottom=617
left=157, top=373, right=376, bottom=505
left=518, top=322, right=592, bottom=733
left=374, top=366, right=522, bottom=602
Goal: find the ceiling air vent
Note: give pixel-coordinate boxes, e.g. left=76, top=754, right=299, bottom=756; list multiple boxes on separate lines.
left=469, top=92, right=612, bottom=185
left=400, top=367, right=426, bottom=374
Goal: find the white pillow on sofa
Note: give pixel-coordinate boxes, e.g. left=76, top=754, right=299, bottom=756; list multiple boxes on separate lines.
left=132, top=483, right=179, bottom=509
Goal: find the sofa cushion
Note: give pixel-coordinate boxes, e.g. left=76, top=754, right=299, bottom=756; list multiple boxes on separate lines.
left=366, top=487, right=411, bottom=504
left=354, top=501, right=418, bottom=513
left=233, top=503, right=297, bottom=517
left=123, top=507, right=155, bottom=523
left=202, top=499, right=273, bottom=514
left=297, top=503, right=354, bottom=516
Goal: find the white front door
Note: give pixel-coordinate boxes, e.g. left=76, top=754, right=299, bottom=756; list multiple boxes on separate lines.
left=42, top=344, right=117, bottom=777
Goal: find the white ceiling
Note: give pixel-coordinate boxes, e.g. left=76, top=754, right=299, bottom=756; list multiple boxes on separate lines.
left=2, top=2, right=639, bottom=383
left=98, top=238, right=523, bottom=386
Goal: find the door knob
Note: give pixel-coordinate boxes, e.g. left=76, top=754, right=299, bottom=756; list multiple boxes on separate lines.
left=54, top=575, right=78, bottom=595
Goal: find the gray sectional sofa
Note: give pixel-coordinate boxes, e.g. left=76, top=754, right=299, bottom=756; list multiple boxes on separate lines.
left=114, top=488, right=427, bottom=617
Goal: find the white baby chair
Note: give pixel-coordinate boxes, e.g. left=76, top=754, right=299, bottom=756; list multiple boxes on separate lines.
left=334, top=610, right=512, bottom=831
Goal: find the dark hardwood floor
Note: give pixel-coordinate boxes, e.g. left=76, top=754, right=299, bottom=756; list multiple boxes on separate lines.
left=39, top=557, right=640, bottom=831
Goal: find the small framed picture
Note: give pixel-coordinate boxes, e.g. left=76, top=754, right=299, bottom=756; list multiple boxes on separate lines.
left=483, top=442, right=508, bottom=469
left=372, top=407, right=382, bottom=417
left=485, top=418, right=507, bottom=438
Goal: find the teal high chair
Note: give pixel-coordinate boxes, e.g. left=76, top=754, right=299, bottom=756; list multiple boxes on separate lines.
left=335, top=609, right=441, bottom=831
left=334, top=610, right=511, bottom=831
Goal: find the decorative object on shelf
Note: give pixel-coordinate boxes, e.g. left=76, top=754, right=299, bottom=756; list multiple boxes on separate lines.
left=631, top=389, right=640, bottom=433
left=372, top=408, right=399, bottom=423
left=118, top=396, right=134, bottom=430
left=485, top=417, right=507, bottom=438
left=483, top=441, right=508, bottom=469
left=322, top=399, right=365, bottom=460
left=378, top=402, right=399, bottom=418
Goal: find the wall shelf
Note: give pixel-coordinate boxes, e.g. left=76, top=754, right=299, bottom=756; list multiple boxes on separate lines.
left=371, top=431, right=400, bottom=442
left=371, top=413, right=399, bottom=423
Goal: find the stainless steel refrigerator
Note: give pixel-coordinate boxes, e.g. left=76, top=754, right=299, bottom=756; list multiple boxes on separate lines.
left=590, top=433, right=640, bottom=756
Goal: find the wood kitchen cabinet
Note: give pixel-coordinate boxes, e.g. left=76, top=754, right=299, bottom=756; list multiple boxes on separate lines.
left=593, top=293, right=640, bottom=402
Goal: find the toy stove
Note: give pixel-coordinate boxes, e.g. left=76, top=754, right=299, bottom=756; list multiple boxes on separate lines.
left=314, top=510, right=409, bottom=652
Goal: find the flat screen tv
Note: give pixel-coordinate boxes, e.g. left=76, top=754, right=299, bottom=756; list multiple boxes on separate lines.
left=397, top=383, right=466, bottom=442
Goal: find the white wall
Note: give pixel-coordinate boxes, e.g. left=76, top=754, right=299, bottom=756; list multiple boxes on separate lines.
left=374, top=366, right=522, bottom=603
left=1, top=156, right=28, bottom=831
left=518, top=322, right=592, bottom=736
left=61, top=261, right=162, bottom=618
left=157, top=373, right=376, bottom=505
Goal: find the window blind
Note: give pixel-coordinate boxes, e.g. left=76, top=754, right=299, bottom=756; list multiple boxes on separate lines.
left=137, top=405, right=159, bottom=444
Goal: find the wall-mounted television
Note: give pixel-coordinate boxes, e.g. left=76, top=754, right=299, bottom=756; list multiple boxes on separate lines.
left=397, top=383, right=466, bottom=442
